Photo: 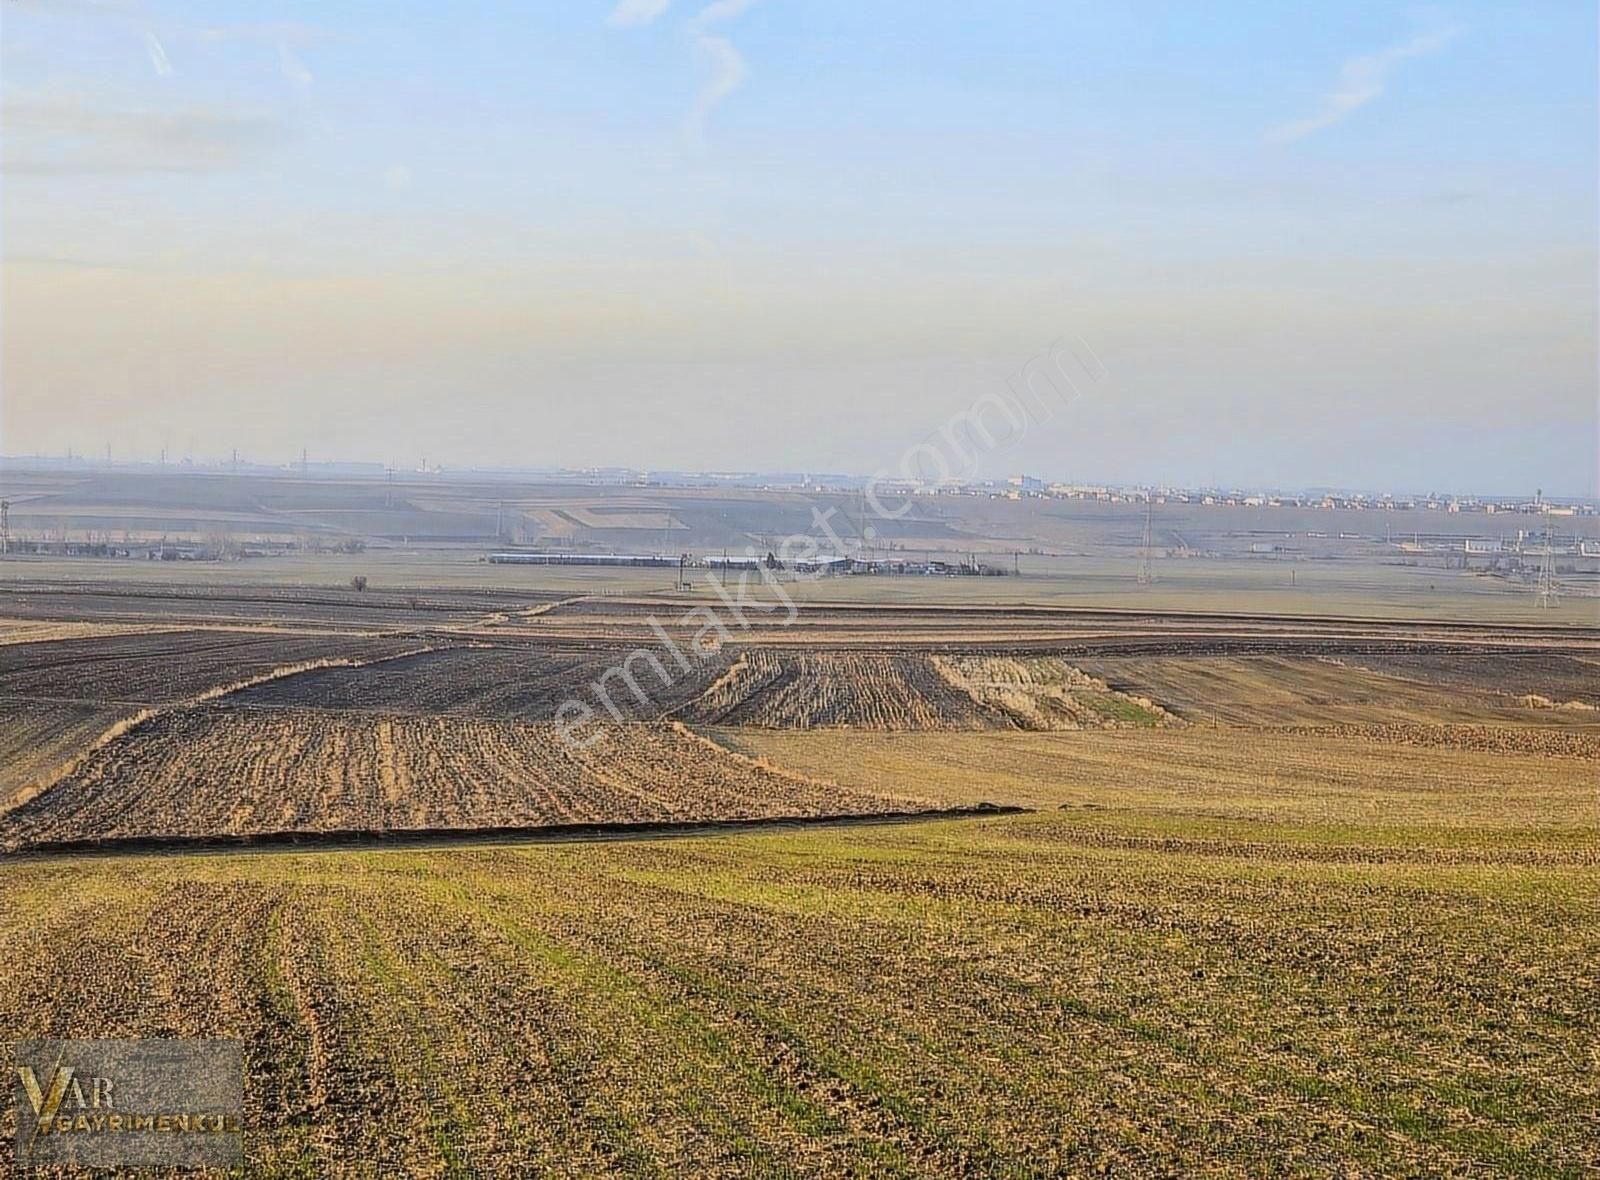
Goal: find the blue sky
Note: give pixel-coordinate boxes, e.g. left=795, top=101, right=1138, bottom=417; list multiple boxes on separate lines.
left=2, top=1, right=1595, bottom=494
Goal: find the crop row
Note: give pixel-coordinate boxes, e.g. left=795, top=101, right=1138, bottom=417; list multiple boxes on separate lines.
left=932, top=654, right=1175, bottom=729
left=0, top=808, right=1593, bottom=1175
left=0, top=707, right=918, bottom=848
left=1280, top=722, right=1600, bottom=759
left=232, top=644, right=734, bottom=720
left=0, top=630, right=420, bottom=704
left=679, top=650, right=1005, bottom=730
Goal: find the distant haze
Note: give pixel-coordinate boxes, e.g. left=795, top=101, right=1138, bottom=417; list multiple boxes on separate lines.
left=2, top=2, right=1595, bottom=495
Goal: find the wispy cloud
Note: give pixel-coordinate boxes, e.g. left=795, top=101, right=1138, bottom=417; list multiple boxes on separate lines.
left=604, top=0, right=759, bottom=149
left=1268, top=24, right=1460, bottom=144
left=142, top=30, right=171, bottom=76
left=684, top=0, right=759, bottom=148
left=606, top=0, right=672, bottom=29
left=186, top=22, right=325, bottom=95
left=1, top=92, right=288, bottom=175
left=277, top=41, right=313, bottom=92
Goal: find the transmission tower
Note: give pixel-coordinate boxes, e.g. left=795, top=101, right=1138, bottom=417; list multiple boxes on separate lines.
left=1536, top=507, right=1560, bottom=608
left=0, top=500, right=10, bottom=556
left=1136, top=496, right=1154, bottom=585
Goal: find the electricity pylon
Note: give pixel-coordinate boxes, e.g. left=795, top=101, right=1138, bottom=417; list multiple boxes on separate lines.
left=1136, top=496, right=1154, bottom=585
left=1536, top=508, right=1560, bottom=608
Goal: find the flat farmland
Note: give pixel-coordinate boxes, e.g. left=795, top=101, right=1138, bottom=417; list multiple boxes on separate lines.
left=1, top=573, right=1597, bottom=1175
left=676, top=650, right=1173, bottom=730
left=231, top=644, right=736, bottom=720
left=730, top=727, right=1600, bottom=835
left=527, top=594, right=1600, bottom=653
left=1353, top=651, right=1600, bottom=708
left=0, top=578, right=566, bottom=631
left=0, top=699, right=130, bottom=810
left=0, top=711, right=921, bottom=850
left=1075, top=652, right=1600, bottom=727
left=680, top=650, right=1002, bottom=729
left=0, top=803, right=1592, bottom=1176
left=0, top=628, right=424, bottom=704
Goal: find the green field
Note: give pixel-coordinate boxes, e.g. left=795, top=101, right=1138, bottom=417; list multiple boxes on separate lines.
left=3, top=742, right=1594, bottom=1177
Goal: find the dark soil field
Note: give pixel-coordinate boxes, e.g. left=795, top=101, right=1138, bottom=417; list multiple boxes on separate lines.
left=0, top=628, right=422, bottom=704
left=230, top=643, right=736, bottom=720
left=679, top=650, right=1003, bottom=729
left=0, top=579, right=563, bottom=630
left=0, top=710, right=920, bottom=850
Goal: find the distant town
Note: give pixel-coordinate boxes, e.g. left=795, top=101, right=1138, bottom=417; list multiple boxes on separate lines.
left=2, top=453, right=1594, bottom=516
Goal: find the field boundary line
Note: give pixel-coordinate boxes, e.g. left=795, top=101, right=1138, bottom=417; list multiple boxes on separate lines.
left=0, top=803, right=1030, bottom=860
left=669, top=649, right=751, bottom=720
left=460, top=594, right=594, bottom=634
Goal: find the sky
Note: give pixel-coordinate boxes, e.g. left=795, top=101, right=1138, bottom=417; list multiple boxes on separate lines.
left=1, top=1, right=1595, bottom=495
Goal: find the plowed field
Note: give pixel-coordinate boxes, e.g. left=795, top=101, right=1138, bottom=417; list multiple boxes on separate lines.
left=0, top=710, right=920, bottom=849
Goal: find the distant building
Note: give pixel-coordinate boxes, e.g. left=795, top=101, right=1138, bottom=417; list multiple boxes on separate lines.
left=488, top=552, right=672, bottom=567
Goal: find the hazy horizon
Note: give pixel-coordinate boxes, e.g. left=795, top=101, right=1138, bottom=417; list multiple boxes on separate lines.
left=3, top=1, right=1596, bottom=496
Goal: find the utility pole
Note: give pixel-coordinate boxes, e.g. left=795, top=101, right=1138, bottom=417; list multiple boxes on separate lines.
left=1, top=500, right=10, bottom=556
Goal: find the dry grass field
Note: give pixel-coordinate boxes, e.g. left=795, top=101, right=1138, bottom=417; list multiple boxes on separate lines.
left=1, top=574, right=1596, bottom=1175
left=731, top=727, right=1600, bottom=838
left=1074, top=653, right=1600, bottom=727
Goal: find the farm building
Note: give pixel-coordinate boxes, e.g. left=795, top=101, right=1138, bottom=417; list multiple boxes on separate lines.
left=488, top=552, right=674, bottom=567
